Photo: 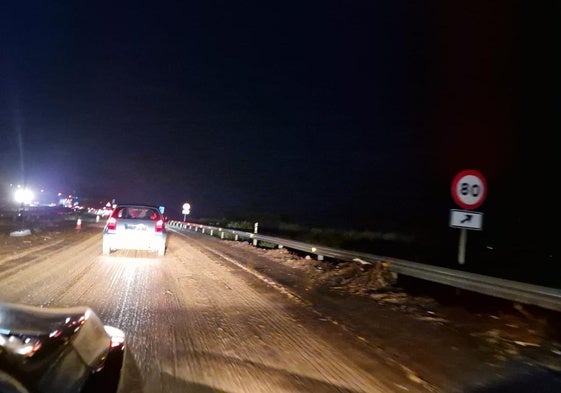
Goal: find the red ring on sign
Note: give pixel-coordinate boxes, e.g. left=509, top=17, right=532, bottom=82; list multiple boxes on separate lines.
left=451, top=169, right=487, bottom=210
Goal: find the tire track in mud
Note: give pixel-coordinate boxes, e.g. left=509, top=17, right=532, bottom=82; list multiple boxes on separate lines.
left=0, top=227, right=431, bottom=393
left=171, top=229, right=439, bottom=393
left=149, top=234, right=423, bottom=393
left=0, top=231, right=104, bottom=306
left=0, top=240, right=66, bottom=278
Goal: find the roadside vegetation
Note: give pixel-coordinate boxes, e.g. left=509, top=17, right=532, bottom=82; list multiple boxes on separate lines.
left=192, top=217, right=423, bottom=261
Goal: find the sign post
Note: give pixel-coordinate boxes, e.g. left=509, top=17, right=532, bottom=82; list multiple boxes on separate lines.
left=450, top=170, right=487, bottom=264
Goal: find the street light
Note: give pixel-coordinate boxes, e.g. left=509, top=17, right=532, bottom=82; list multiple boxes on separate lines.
left=12, top=187, right=34, bottom=235
left=14, top=188, right=34, bottom=205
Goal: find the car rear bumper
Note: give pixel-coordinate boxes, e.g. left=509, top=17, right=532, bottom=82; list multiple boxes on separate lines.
left=102, top=233, right=167, bottom=252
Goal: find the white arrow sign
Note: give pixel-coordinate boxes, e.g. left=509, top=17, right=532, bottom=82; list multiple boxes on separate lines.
left=449, top=209, right=483, bottom=230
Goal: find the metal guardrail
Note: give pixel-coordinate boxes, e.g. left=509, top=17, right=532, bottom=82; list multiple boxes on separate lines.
left=167, top=221, right=561, bottom=312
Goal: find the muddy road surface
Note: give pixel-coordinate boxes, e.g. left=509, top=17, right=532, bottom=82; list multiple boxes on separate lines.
left=1, top=222, right=560, bottom=393
left=0, top=224, right=426, bottom=393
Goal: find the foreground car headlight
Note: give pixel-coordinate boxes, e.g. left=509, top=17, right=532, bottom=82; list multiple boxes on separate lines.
left=0, top=334, right=42, bottom=357
left=104, top=325, right=126, bottom=350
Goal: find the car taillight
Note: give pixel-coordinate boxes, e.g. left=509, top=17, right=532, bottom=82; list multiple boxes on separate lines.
left=155, top=219, right=164, bottom=232
left=107, top=217, right=117, bottom=230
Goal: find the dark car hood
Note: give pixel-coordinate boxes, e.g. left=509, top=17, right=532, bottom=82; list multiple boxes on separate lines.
left=1, top=301, right=116, bottom=393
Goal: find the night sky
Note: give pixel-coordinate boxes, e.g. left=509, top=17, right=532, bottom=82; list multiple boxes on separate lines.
left=0, top=1, right=557, bottom=265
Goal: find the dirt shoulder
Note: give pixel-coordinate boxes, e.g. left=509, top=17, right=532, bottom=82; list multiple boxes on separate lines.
left=184, top=230, right=561, bottom=392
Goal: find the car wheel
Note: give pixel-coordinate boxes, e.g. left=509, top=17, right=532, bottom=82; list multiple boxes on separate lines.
left=81, top=346, right=124, bottom=393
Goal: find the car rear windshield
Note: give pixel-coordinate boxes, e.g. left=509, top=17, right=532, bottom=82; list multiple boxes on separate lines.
left=113, top=207, right=161, bottom=220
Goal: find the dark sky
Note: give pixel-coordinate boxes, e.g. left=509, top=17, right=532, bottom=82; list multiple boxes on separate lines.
left=0, top=1, right=557, bottom=241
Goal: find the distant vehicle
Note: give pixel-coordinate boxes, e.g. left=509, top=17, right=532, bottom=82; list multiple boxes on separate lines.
left=102, top=204, right=167, bottom=256
left=0, top=302, right=125, bottom=393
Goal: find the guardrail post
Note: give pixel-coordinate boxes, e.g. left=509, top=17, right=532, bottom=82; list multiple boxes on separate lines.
left=221, top=232, right=224, bottom=239
left=210, top=229, right=214, bottom=236
left=253, top=222, right=259, bottom=246
left=235, top=234, right=238, bottom=241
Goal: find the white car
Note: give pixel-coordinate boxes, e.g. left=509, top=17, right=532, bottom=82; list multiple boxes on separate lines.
left=102, top=204, right=167, bottom=256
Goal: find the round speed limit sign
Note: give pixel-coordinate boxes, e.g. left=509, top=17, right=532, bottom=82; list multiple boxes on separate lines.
left=451, top=169, right=487, bottom=210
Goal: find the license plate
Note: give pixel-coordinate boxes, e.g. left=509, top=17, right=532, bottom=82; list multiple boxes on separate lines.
left=126, top=224, right=147, bottom=231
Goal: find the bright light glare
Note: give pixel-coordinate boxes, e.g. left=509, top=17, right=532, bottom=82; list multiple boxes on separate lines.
left=104, top=325, right=126, bottom=348
left=14, top=189, right=34, bottom=204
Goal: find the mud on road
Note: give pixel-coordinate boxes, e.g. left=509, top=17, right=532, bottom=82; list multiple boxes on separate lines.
left=174, top=228, right=561, bottom=392
left=2, top=218, right=561, bottom=392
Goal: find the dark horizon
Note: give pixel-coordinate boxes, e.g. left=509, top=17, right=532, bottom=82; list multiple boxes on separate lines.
left=0, top=1, right=556, bottom=270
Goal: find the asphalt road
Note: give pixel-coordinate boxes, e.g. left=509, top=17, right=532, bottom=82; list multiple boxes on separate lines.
left=0, top=224, right=428, bottom=393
